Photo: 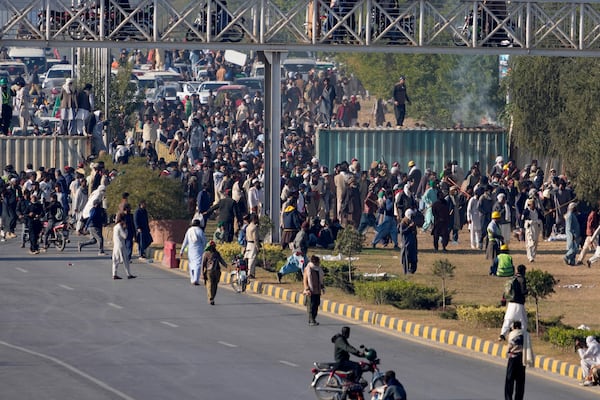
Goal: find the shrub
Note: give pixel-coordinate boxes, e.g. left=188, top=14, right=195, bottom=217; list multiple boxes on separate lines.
left=354, top=279, right=448, bottom=310
left=456, top=304, right=536, bottom=329
left=104, top=158, right=190, bottom=220
left=544, top=327, right=600, bottom=349
left=217, top=242, right=244, bottom=263
left=322, top=261, right=355, bottom=294
left=456, top=305, right=506, bottom=328
left=257, top=243, right=286, bottom=270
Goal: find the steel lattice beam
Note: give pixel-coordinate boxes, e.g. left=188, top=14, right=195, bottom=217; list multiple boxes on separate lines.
left=1, top=0, right=600, bottom=56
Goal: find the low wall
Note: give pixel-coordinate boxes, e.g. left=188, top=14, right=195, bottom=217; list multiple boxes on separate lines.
left=0, top=135, right=90, bottom=172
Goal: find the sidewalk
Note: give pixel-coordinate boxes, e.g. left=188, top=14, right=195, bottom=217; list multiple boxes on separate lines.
left=146, top=246, right=583, bottom=382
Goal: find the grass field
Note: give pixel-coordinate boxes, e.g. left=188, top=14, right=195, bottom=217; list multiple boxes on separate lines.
left=249, top=227, right=598, bottom=366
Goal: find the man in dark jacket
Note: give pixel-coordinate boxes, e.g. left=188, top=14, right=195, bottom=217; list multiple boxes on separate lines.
left=206, top=189, right=241, bottom=243
left=432, top=191, right=450, bottom=252
left=331, top=326, right=365, bottom=383
left=392, top=76, right=410, bottom=127
left=134, top=200, right=152, bottom=259
left=79, top=199, right=106, bottom=255
left=380, top=370, right=407, bottom=400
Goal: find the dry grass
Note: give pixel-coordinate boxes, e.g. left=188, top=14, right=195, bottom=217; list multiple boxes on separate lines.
left=254, top=229, right=598, bottom=366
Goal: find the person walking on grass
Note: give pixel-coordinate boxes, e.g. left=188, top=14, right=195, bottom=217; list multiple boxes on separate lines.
left=303, top=255, right=325, bottom=326
left=202, top=240, right=227, bottom=305
left=112, top=214, right=136, bottom=280
left=499, top=265, right=528, bottom=341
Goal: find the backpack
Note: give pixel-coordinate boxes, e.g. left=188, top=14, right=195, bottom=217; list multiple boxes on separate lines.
left=503, top=276, right=516, bottom=302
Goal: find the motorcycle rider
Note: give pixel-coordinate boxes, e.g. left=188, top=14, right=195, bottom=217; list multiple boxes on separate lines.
left=331, top=326, right=365, bottom=384
left=42, top=193, right=65, bottom=250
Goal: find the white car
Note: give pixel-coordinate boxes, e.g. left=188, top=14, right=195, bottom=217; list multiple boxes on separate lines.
left=177, top=81, right=202, bottom=100
left=197, top=80, right=231, bottom=104
left=41, top=64, right=75, bottom=94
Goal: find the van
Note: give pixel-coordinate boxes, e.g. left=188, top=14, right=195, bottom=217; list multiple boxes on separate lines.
left=8, top=47, right=47, bottom=73
left=0, top=61, right=29, bottom=82
left=250, top=62, right=285, bottom=79
left=283, top=57, right=316, bottom=81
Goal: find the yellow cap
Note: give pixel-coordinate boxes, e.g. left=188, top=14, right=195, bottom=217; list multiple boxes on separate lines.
left=500, top=244, right=509, bottom=251
left=492, top=211, right=501, bottom=219
left=408, top=160, right=415, bottom=167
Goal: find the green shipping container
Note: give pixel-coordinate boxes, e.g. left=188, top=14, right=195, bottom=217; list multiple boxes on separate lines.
left=316, top=128, right=507, bottom=174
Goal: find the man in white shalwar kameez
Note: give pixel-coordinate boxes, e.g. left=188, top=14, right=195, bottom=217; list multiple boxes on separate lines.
left=112, top=216, right=135, bottom=279
left=180, top=219, right=206, bottom=285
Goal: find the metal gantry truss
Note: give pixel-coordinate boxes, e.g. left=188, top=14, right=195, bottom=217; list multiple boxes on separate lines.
left=1, top=0, right=600, bottom=55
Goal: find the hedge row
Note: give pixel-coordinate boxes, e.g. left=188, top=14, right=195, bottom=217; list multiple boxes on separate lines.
left=354, top=279, right=449, bottom=310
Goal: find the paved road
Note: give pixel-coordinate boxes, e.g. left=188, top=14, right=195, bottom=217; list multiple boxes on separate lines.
left=0, top=240, right=597, bottom=400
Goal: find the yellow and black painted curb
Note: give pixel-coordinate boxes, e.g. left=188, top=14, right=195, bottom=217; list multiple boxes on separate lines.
left=147, top=247, right=582, bottom=381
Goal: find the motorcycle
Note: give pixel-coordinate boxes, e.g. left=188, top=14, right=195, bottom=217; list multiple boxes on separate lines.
left=311, top=346, right=385, bottom=400
left=42, top=220, right=70, bottom=251
left=230, top=254, right=249, bottom=293
left=185, top=7, right=245, bottom=43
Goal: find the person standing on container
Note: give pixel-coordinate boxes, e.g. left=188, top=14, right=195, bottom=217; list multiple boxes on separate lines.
left=392, top=75, right=410, bottom=127
left=317, top=77, right=336, bottom=127
left=59, top=78, right=78, bottom=135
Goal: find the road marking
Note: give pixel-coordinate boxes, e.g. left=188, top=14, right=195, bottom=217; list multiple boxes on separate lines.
left=107, top=303, right=123, bottom=309
left=160, top=321, right=179, bottom=328
left=16, top=267, right=27, bottom=273
left=279, top=360, right=299, bottom=367
left=0, top=340, right=135, bottom=400
left=59, top=284, right=74, bottom=290
left=218, top=341, right=238, bottom=348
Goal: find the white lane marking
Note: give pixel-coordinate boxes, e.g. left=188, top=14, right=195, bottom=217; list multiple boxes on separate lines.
left=218, top=341, right=238, bottom=348
left=107, top=303, right=123, bottom=309
left=16, top=267, right=27, bottom=273
left=160, top=321, right=179, bottom=328
left=59, top=284, right=74, bottom=291
left=279, top=360, right=299, bottom=367
left=0, top=340, right=135, bottom=400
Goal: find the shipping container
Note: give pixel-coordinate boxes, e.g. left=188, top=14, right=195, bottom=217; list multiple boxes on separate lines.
left=316, top=127, right=507, bottom=175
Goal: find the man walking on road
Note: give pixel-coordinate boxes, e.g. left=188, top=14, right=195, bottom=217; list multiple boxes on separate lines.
left=79, top=199, right=106, bottom=255
left=303, top=255, right=325, bottom=326
left=202, top=240, right=227, bottom=305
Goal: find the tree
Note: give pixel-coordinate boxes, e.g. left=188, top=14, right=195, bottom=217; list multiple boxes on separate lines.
left=333, top=225, right=364, bottom=282
left=102, top=157, right=190, bottom=220
left=431, top=258, right=456, bottom=310
left=526, top=269, right=558, bottom=336
left=336, top=53, right=503, bottom=127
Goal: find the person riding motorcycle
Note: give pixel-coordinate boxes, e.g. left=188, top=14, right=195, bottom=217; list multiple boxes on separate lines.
left=331, top=326, right=365, bottom=384
left=43, top=193, right=65, bottom=249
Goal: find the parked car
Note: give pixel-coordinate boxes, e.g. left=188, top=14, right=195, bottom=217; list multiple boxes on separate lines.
left=150, top=83, right=180, bottom=103
left=0, top=61, right=29, bottom=83
left=41, top=64, right=74, bottom=94
left=215, top=84, right=249, bottom=108
left=177, top=81, right=202, bottom=100
left=234, top=77, right=264, bottom=93
left=198, top=80, right=231, bottom=104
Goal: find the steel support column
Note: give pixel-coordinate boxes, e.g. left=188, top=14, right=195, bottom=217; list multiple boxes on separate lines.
left=260, top=50, right=285, bottom=243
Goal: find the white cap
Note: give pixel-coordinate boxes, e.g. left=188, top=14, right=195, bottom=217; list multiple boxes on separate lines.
left=495, top=156, right=504, bottom=164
